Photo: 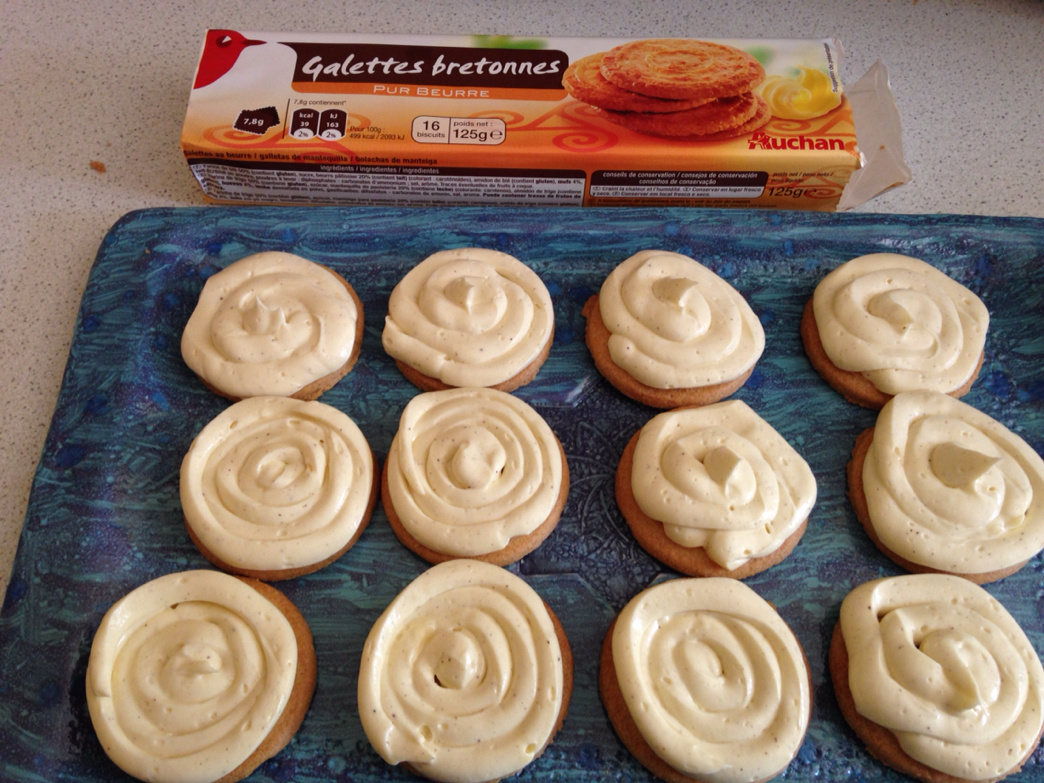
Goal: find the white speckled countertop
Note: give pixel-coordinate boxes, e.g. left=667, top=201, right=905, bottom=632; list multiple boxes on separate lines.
left=1, top=0, right=1042, bottom=600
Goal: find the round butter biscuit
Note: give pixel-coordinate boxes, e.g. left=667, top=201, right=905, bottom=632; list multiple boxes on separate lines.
left=563, top=52, right=714, bottom=113
left=695, top=95, right=771, bottom=140
left=600, top=38, right=765, bottom=102
left=593, top=93, right=761, bottom=138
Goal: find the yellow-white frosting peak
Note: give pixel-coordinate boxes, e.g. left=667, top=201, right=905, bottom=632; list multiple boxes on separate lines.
left=358, top=559, right=566, bottom=783
left=181, top=251, right=359, bottom=398
left=863, top=390, right=1044, bottom=575
left=382, top=248, right=553, bottom=387
left=812, top=253, right=988, bottom=395
left=86, top=570, right=298, bottom=783
left=631, top=400, right=816, bottom=569
left=597, top=250, right=764, bottom=390
left=180, top=396, right=374, bottom=573
left=613, top=577, right=811, bottom=783
left=840, top=574, right=1044, bottom=780
left=385, top=387, right=564, bottom=557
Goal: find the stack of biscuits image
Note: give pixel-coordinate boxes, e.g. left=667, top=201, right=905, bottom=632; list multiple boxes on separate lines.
left=563, top=38, right=770, bottom=139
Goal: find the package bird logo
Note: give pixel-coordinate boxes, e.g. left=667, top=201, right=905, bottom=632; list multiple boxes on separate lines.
left=193, top=29, right=265, bottom=88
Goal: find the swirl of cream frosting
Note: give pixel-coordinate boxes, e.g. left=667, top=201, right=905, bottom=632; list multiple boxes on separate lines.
left=386, top=387, right=564, bottom=557
left=839, top=574, right=1044, bottom=780
left=86, top=570, right=298, bottom=783
left=358, top=559, right=566, bottom=783
left=180, top=396, right=374, bottom=574
left=758, top=67, right=841, bottom=120
left=382, top=248, right=554, bottom=387
left=181, top=251, right=360, bottom=398
left=862, top=390, right=1044, bottom=575
left=812, top=253, right=988, bottom=396
left=597, top=250, right=764, bottom=389
left=612, top=577, right=811, bottom=783
left=631, top=400, right=816, bottom=570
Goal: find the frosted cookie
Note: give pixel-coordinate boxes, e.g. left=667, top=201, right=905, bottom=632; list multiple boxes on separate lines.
left=563, top=52, right=714, bottom=113
left=583, top=250, right=764, bottom=408
left=599, top=39, right=765, bottom=103
left=801, top=253, right=988, bottom=409
left=616, top=400, right=815, bottom=578
left=847, top=389, right=1044, bottom=583
left=359, top=559, right=572, bottom=783
left=182, top=251, right=363, bottom=401
left=601, top=577, right=812, bottom=783
left=86, top=569, right=316, bottom=783
left=382, top=387, right=568, bottom=566
left=382, top=248, right=554, bottom=392
left=830, top=574, right=1044, bottom=782
left=181, top=396, right=377, bottom=581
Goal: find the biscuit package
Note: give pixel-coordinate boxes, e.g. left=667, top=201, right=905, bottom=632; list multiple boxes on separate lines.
left=182, top=32, right=908, bottom=211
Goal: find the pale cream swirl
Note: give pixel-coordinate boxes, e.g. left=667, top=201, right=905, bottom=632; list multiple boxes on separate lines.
left=86, top=570, right=298, bottom=783
left=180, top=396, right=374, bottom=574
left=386, top=387, right=564, bottom=557
left=631, top=400, right=816, bottom=569
left=758, top=67, right=841, bottom=120
left=612, top=577, right=811, bottom=783
left=181, top=251, right=360, bottom=398
left=358, top=559, right=566, bottom=783
left=382, top=248, right=554, bottom=387
left=597, top=250, right=764, bottom=389
left=812, top=253, right=988, bottom=395
left=840, top=574, right=1044, bottom=780
left=864, top=390, right=1044, bottom=575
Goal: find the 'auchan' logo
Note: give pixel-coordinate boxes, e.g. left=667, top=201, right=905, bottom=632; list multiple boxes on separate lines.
left=749, top=131, right=845, bottom=151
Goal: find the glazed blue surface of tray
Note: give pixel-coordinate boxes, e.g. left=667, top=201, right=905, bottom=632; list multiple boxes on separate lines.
left=1, top=206, right=1043, bottom=783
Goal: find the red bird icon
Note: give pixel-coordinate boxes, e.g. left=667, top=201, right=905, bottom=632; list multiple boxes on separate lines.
left=193, top=30, right=265, bottom=89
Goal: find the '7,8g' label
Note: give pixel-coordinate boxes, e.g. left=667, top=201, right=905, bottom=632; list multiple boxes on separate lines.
left=412, top=116, right=506, bottom=145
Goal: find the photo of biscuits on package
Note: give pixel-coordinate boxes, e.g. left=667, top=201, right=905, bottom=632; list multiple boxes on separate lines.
left=564, top=37, right=841, bottom=141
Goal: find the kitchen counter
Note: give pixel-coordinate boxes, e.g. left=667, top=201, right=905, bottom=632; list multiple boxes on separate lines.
left=2, top=0, right=1043, bottom=600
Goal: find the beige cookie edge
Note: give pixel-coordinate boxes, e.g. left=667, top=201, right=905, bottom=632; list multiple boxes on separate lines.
left=216, top=577, right=317, bottom=783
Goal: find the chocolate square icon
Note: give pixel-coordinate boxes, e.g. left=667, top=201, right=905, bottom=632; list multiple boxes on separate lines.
left=234, top=106, right=280, bottom=134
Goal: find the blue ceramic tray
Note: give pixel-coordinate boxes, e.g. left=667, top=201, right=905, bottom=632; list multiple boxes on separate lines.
left=2, top=206, right=1043, bottom=783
